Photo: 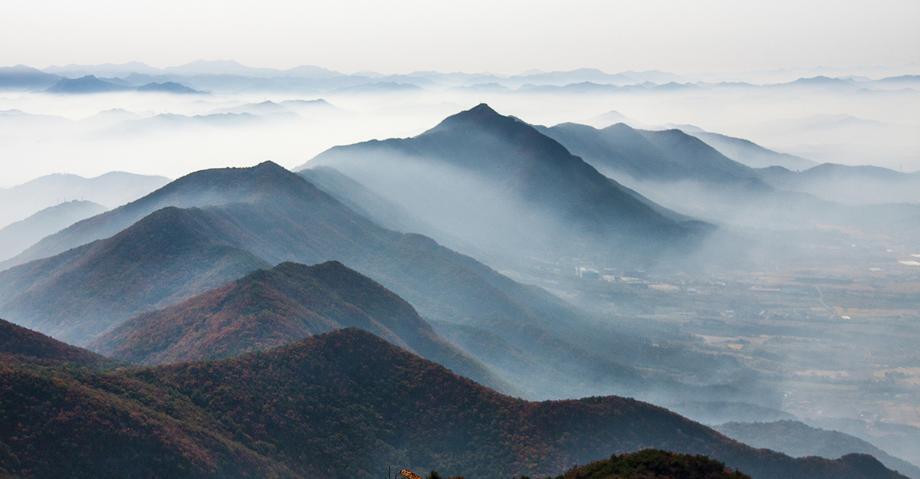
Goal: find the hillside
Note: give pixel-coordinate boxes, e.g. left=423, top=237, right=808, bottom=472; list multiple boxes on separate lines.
left=0, top=200, right=105, bottom=261
left=0, top=318, right=107, bottom=367
left=551, top=449, right=750, bottom=479
left=0, top=207, right=270, bottom=343
left=299, top=166, right=431, bottom=234
left=92, top=261, right=507, bottom=391
left=716, top=421, right=920, bottom=479
left=0, top=329, right=907, bottom=479
left=308, top=104, right=710, bottom=263
left=0, top=162, right=667, bottom=400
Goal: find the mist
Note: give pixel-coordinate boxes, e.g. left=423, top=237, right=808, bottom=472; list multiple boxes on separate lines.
left=2, top=66, right=920, bottom=474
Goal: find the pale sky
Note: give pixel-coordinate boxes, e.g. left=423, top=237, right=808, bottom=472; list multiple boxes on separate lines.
left=2, top=0, right=919, bottom=76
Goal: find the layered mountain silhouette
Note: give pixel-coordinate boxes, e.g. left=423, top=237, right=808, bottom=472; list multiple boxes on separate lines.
left=686, top=130, right=816, bottom=171
left=535, top=121, right=920, bottom=236
left=717, top=421, right=920, bottom=479
left=537, top=122, right=766, bottom=188
left=0, top=206, right=270, bottom=342
left=0, top=65, right=61, bottom=89
left=0, top=170, right=168, bottom=230
left=0, top=161, right=664, bottom=399
left=758, top=163, right=920, bottom=205
left=134, top=81, right=204, bottom=94
left=92, top=261, right=507, bottom=391
left=0, top=200, right=105, bottom=261
left=45, top=75, right=202, bottom=94
left=45, top=75, right=132, bottom=93
left=308, top=104, right=710, bottom=263
left=0, top=328, right=906, bottom=479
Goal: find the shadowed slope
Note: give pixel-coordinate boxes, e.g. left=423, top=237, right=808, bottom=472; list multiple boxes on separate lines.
left=2, top=329, right=904, bottom=479
left=0, top=318, right=108, bottom=367
left=309, top=104, right=710, bottom=263
left=0, top=161, right=651, bottom=399
left=92, top=261, right=508, bottom=391
left=0, top=207, right=270, bottom=343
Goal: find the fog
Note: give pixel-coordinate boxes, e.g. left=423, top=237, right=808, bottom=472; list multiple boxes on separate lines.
left=2, top=72, right=920, bottom=467
left=2, top=77, right=919, bottom=189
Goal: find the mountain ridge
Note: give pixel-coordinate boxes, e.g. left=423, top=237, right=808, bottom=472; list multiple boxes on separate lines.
left=0, top=328, right=906, bottom=479
left=91, top=260, right=509, bottom=391
left=308, top=103, right=711, bottom=264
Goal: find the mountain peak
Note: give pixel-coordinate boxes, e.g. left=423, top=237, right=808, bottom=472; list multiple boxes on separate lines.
left=253, top=159, right=286, bottom=170
left=468, top=102, right=497, bottom=114
left=435, top=102, right=505, bottom=126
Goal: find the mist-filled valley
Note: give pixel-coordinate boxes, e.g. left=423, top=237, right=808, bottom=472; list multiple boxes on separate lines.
left=1, top=58, right=919, bottom=479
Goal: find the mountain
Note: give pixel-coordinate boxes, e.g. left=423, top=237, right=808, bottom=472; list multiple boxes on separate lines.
left=509, top=68, right=682, bottom=86
left=44, top=75, right=201, bottom=94
left=4, top=162, right=303, bottom=267
left=551, top=449, right=751, bottom=479
left=0, top=329, right=907, bottom=479
left=0, top=171, right=169, bottom=230
left=0, top=162, right=662, bottom=399
left=162, top=59, right=341, bottom=79
left=0, top=65, right=60, bottom=89
left=135, top=81, right=204, bottom=94
left=537, top=122, right=766, bottom=188
left=533, top=121, right=918, bottom=234
left=45, top=75, right=131, bottom=93
left=0, top=317, right=107, bottom=367
left=299, top=166, right=432, bottom=234
left=0, top=200, right=106, bottom=261
left=757, top=163, right=920, bottom=205
left=43, top=61, right=162, bottom=77
left=279, top=98, right=336, bottom=110
left=119, top=112, right=260, bottom=132
left=335, top=81, right=423, bottom=94
left=308, top=104, right=710, bottom=264
left=210, top=100, right=300, bottom=117
left=687, top=131, right=817, bottom=171
left=784, top=76, right=855, bottom=88
left=0, top=206, right=270, bottom=343
left=91, top=261, right=507, bottom=391
left=716, top=421, right=920, bottom=479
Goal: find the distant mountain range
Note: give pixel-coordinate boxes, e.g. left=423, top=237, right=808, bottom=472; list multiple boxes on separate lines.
left=685, top=130, right=817, bottom=171
left=91, top=260, right=507, bottom=391
left=758, top=162, right=920, bottom=205
left=45, top=75, right=204, bottom=94
left=0, top=200, right=106, bottom=261
left=0, top=171, right=168, bottom=229
left=0, top=326, right=907, bottom=479
left=3, top=61, right=916, bottom=94
left=716, top=421, right=920, bottom=479
left=309, top=104, right=711, bottom=264
left=537, top=122, right=767, bottom=188
left=0, top=65, right=60, bottom=89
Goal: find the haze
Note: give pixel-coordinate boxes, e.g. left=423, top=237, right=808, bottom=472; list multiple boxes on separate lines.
left=2, top=0, right=919, bottom=77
